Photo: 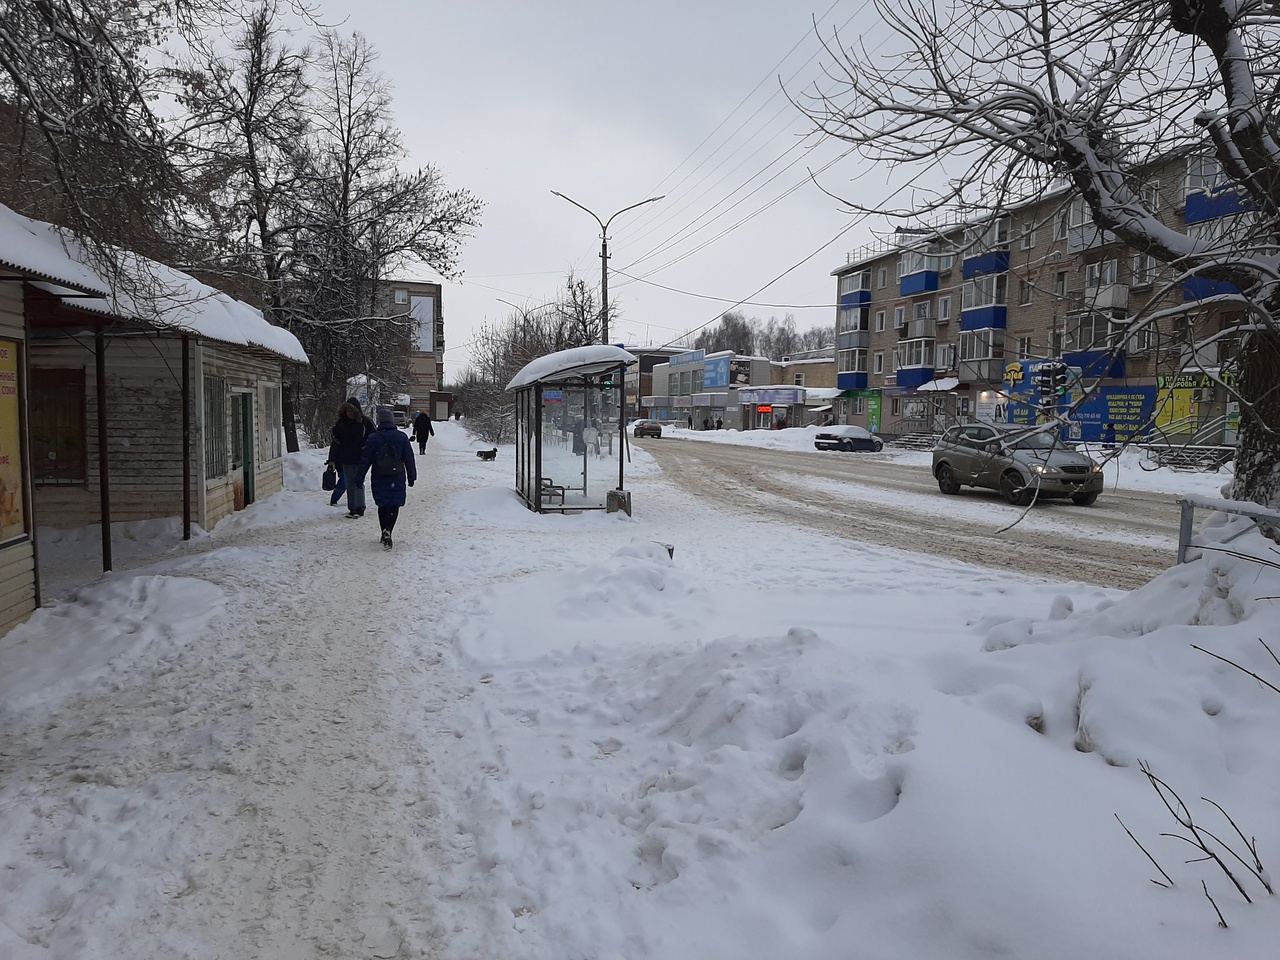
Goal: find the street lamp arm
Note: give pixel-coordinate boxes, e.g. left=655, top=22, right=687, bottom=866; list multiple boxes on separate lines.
left=550, top=190, right=604, bottom=231
left=603, top=195, right=665, bottom=232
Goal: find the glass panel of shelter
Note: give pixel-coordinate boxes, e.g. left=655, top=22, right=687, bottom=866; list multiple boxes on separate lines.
left=538, top=384, right=614, bottom=510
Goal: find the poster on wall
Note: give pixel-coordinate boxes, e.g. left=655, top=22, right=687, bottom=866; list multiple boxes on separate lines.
left=704, top=356, right=729, bottom=389
left=729, top=359, right=752, bottom=385
left=0, top=340, right=26, bottom=542
left=411, top=296, right=435, bottom=352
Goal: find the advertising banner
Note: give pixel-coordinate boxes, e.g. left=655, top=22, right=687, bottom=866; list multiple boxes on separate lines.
left=729, top=359, right=752, bottom=385
left=704, top=356, right=729, bottom=389
left=997, top=359, right=1154, bottom=441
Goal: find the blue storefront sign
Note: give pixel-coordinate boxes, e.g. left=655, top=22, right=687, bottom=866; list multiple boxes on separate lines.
left=704, top=356, right=730, bottom=388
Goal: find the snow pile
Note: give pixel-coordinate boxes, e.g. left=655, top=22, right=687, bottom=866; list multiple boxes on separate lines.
left=0, top=419, right=1275, bottom=959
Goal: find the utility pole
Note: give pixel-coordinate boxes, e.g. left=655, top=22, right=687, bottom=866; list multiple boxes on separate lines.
left=550, top=191, right=664, bottom=344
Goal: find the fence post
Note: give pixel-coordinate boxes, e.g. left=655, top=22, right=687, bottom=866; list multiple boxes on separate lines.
left=1177, top=499, right=1197, bottom=564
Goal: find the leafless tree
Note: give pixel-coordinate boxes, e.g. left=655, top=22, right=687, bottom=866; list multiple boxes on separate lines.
left=797, top=0, right=1280, bottom=514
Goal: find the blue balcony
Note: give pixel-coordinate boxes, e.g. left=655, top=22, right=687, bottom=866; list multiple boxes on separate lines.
left=839, top=289, right=872, bottom=307
left=1185, top=189, right=1246, bottom=225
left=960, top=306, right=1007, bottom=330
left=837, top=372, right=868, bottom=390
left=895, top=366, right=935, bottom=388
left=962, top=251, right=1010, bottom=279
left=1183, top=276, right=1239, bottom=300
left=1063, top=350, right=1126, bottom=379
left=899, top=271, right=939, bottom=295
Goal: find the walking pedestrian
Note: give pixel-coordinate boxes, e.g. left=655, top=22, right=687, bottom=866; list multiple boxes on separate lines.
left=331, top=398, right=375, bottom=518
left=412, top=409, right=435, bottom=455
left=325, top=438, right=346, bottom=506
left=359, top=408, right=417, bottom=550
left=715, top=417, right=723, bottom=430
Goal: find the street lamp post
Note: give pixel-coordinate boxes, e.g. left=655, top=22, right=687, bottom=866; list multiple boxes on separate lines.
left=550, top=190, right=663, bottom=345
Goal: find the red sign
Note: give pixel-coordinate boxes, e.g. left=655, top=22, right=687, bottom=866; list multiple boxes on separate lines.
left=756, top=404, right=773, bottom=413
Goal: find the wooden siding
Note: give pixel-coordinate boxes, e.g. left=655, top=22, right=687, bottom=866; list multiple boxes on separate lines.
left=0, top=271, right=36, bottom=630
left=30, top=337, right=289, bottom=532
left=201, top=343, right=288, bottom=531
left=31, top=336, right=196, bottom=527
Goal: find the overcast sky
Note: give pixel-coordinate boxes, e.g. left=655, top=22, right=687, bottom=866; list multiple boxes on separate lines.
left=318, top=0, right=898, bottom=379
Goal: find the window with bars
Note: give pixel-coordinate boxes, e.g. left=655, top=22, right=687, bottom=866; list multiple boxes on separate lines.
left=261, top=385, right=283, bottom=460
left=204, top=375, right=228, bottom=479
left=30, top=368, right=86, bottom=484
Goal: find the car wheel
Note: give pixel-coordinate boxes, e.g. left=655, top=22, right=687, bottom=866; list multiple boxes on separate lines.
left=1071, top=491, right=1099, bottom=506
left=1000, top=470, right=1034, bottom=507
left=936, top=464, right=961, bottom=495
left=871, top=440, right=883, bottom=452
left=839, top=439, right=852, bottom=452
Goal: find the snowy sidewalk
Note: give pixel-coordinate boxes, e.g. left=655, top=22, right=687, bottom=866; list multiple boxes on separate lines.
left=2, top=435, right=479, bottom=958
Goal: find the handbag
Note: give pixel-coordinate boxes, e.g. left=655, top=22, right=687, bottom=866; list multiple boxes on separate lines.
left=322, top=465, right=337, bottom=491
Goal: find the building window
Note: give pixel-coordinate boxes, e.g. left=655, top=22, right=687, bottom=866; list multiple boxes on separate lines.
left=793, top=373, right=805, bottom=387
left=1143, top=180, right=1161, bottom=212
left=839, top=306, right=869, bottom=332
left=30, top=368, right=86, bottom=484
left=960, top=328, right=1005, bottom=361
left=838, top=270, right=871, bottom=295
left=851, top=397, right=864, bottom=415
left=1085, top=259, right=1118, bottom=288
left=1054, top=211, right=1069, bottom=241
left=1018, top=279, right=1033, bottom=305
left=937, top=295, right=951, bottom=323
left=936, top=342, right=957, bottom=369
left=877, top=266, right=888, bottom=288
left=1054, top=270, right=1067, bottom=297
left=894, top=338, right=935, bottom=368
left=1186, top=156, right=1222, bottom=196
left=1132, top=253, right=1157, bottom=287
left=875, top=310, right=886, bottom=332
left=838, top=349, right=867, bottom=373
left=1075, top=311, right=1119, bottom=349
left=891, top=397, right=901, bottom=416
left=913, top=300, right=931, bottom=321
left=894, top=305, right=906, bottom=327
left=1017, top=336, right=1033, bottom=359
left=204, top=375, right=228, bottom=479
left=1019, top=222, right=1036, bottom=249
left=394, top=288, right=409, bottom=304
left=873, top=351, right=884, bottom=374
left=962, top=274, right=1007, bottom=310
left=261, top=384, right=283, bottom=461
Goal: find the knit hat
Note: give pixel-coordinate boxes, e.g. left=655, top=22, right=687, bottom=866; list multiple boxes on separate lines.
left=376, top=407, right=396, bottom=426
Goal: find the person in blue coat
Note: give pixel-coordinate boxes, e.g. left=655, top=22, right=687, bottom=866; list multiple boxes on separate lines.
left=358, top=408, right=417, bottom=550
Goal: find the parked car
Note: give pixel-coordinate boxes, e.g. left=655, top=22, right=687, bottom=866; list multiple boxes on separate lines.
left=391, top=409, right=409, bottom=427
left=931, top=424, right=1104, bottom=506
left=814, top=424, right=884, bottom=452
left=633, top=419, right=662, bottom=438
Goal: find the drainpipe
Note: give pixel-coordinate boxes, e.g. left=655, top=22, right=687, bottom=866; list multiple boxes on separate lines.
left=182, top=335, right=191, bottom=540
left=95, top=326, right=112, bottom=571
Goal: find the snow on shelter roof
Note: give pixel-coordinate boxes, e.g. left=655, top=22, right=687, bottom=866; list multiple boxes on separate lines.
left=0, top=204, right=110, bottom=296
left=1, top=203, right=307, bottom=364
left=506, top=345, right=636, bottom=391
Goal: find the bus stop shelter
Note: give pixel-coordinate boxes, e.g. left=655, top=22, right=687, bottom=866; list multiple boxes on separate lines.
left=506, top=344, right=636, bottom=513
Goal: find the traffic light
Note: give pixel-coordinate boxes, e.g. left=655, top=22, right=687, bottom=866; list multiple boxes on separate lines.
left=1051, top=364, right=1071, bottom=397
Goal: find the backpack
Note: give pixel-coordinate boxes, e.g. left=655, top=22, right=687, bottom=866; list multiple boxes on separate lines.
left=373, top=436, right=402, bottom=477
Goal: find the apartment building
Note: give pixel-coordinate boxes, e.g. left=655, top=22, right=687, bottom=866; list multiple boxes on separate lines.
left=831, top=153, right=1241, bottom=445
left=374, top=279, right=445, bottom=407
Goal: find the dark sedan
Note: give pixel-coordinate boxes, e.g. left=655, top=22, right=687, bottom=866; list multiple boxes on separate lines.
left=814, top=424, right=884, bottom=452
left=633, top=419, right=663, bottom=438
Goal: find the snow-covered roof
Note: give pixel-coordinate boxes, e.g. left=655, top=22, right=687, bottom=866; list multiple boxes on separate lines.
left=506, top=345, right=636, bottom=391
left=0, top=205, right=110, bottom=296
left=804, top=387, right=842, bottom=401
left=25, top=235, right=306, bottom=365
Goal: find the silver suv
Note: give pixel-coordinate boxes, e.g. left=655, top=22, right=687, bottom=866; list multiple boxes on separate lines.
left=932, top=424, right=1104, bottom=506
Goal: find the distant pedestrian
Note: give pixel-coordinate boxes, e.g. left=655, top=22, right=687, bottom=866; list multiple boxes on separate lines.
left=687, top=414, right=693, bottom=429
left=703, top=417, right=711, bottom=431
left=412, top=409, right=435, bottom=454
left=331, top=397, right=375, bottom=518
left=715, top=417, right=723, bottom=430
left=359, top=408, right=417, bottom=550
left=583, top=420, right=600, bottom=455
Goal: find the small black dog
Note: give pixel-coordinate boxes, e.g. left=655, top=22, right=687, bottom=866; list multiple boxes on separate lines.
left=476, top=448, right=497, bottom=461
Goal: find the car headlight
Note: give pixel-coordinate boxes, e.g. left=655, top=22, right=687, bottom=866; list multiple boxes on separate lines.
left=1029, top=463, right=1047, bottom=474
left=1090, top=462, right=1103, bottom=473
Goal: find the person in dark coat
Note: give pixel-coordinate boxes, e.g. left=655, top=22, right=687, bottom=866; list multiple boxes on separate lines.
left=412, top=409, right=435, bottom=455
left=331, top=397, right=375, bottom=518
left=359, top=408, right=417, bottom=550
left=324, top=437, right=346, bottom=506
